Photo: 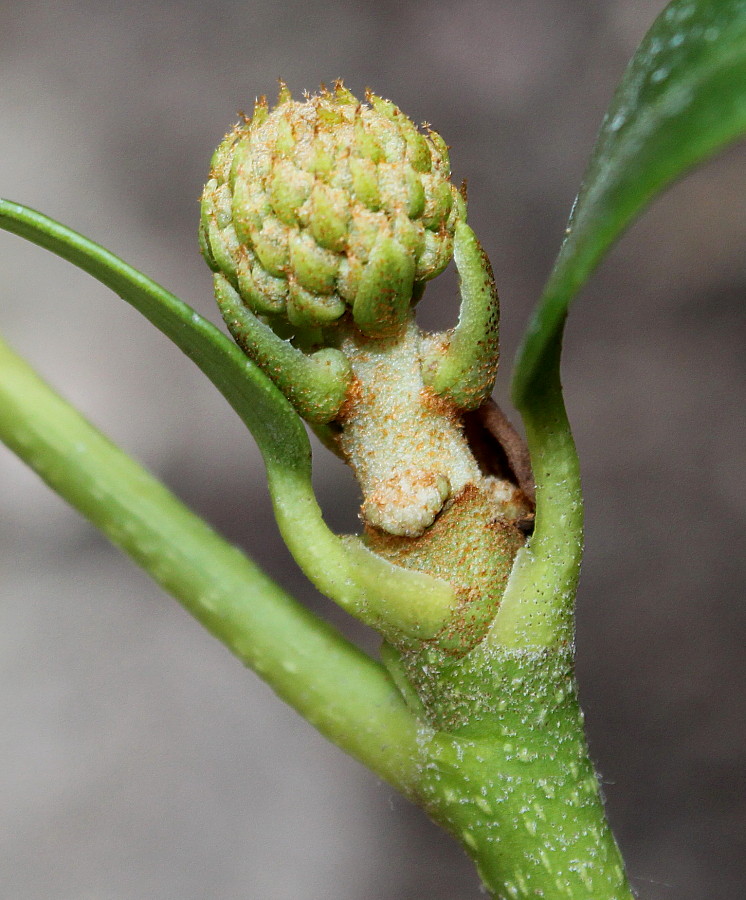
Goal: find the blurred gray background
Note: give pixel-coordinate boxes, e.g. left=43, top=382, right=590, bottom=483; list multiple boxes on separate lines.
left=1, top=1, right=744, bottom=897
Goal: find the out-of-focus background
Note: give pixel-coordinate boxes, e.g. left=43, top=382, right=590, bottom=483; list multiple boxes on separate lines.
left=1, top=1, right=744, bottom=897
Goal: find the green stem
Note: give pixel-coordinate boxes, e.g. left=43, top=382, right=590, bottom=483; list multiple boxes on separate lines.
left=419, top=648, right=634, bottom=899
left=0, top=333, right=422, bottom=794
left=417, top=329, right=626, bottom=895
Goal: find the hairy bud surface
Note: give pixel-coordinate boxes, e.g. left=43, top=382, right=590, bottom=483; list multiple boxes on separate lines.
left=200, top=83, right=465, bottom=339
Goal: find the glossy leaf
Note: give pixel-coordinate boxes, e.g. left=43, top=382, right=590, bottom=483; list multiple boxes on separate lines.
left=499, top=0, right=746, bottom=648
left=513, top=0, right=746, bottom=404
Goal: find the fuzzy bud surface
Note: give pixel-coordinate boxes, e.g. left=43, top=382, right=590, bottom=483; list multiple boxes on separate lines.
left=200, top=83, right=465, bottom=339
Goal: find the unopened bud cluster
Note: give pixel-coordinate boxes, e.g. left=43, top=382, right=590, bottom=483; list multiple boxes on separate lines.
left=200, top=82, right=464, bottom=339
left=200, top=83, right=514, bottom=551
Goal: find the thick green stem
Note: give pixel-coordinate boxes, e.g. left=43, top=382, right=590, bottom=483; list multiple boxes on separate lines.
left=375, top=316, right=630, bottom=894
left=418, top=647, right=634, bottom=899
left=0, top=334, right=423, bottom=794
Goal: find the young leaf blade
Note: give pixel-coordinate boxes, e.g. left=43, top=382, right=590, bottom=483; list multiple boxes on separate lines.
left=497, top=0, right=746, bottom=648
left=513, top=0, right=746, bottom=404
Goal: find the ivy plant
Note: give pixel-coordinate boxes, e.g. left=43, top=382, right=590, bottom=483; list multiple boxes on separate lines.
left=1, top=0, right=745, bottom=896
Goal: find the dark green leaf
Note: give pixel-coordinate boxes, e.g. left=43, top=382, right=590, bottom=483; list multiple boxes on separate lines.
left=513, top=0, right=746, bottom=404
left=497, top=0, right=746, bottom=647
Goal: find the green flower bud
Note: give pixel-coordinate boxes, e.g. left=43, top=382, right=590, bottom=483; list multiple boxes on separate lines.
left=200, top=82, right=464, bottom=340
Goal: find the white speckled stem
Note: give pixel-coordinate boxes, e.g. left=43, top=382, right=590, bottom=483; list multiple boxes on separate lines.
left=417, top=647, right=634, bottom=899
